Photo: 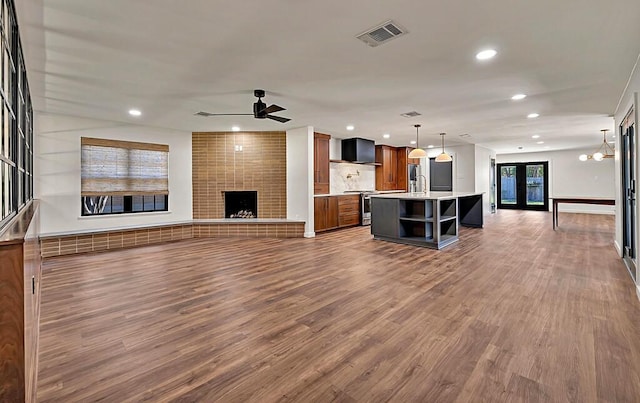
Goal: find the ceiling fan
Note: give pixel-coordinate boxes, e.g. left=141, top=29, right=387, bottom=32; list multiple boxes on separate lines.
left=195, top=89, right=291, bottom=123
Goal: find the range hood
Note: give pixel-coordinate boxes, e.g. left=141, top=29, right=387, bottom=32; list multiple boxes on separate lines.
left=341, top=138, right=375, bottom=163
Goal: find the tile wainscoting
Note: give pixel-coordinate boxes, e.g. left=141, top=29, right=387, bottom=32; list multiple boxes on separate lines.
left=41, top=220, right=305, bottom=258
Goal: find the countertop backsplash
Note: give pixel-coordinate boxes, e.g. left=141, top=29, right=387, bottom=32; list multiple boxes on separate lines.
left=330, top=162, right=375, bottom=194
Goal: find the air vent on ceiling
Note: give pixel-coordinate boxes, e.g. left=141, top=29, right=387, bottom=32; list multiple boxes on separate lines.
left=459, top=133, right=471, bottom=138
left=195, top=111, right=214, bottom=117
left=356, top=20, right=408, bottom=47
left=401, top=111, right=421, bottom=118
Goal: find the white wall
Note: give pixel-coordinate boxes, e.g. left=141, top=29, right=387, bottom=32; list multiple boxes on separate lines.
left=474, top=145, right=497, bottom=215
left=497, top=148, right=615, bottom=214
left=286, top=126, right=315, bottom=237
left=35, top=113, right=193, bottom=235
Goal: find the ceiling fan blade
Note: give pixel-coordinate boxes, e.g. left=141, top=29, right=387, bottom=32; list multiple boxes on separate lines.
left=261, top=104, right=285, bottom=114
left=195, top=112, right=253, bottom=117
left=267, top=115, right=291, bottom=123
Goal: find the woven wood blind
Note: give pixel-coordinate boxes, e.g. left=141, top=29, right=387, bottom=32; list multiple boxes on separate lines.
left=81, top=137, right=169, bottom=196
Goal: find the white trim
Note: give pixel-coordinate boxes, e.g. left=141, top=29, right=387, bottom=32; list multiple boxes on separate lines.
left=614, top=239, right=622, bottom=257
left=615, top=52, right=640, bottom=114
left=636, top=284, right=640, bottom=303
left=304, top=231, right=316, bottom=238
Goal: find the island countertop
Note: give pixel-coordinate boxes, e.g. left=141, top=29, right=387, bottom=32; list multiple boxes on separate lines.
left=370, top=191, right=483, bottom=200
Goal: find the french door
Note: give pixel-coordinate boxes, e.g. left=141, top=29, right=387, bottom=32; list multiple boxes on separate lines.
left=497, top=162, right=549, bottom=211
left=621, top=109, right=636, bottom=280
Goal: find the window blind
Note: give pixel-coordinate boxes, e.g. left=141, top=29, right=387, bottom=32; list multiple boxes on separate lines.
left=81, top=137, right=169, bottom=196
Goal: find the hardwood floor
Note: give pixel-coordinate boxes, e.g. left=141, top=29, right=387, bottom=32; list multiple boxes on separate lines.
left=37, top=211, right=640, bottom=402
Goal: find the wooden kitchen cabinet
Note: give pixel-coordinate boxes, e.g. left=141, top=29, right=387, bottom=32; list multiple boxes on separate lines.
left=315, top=195, right=360, bottom=232
left=375, top=145, right=398, bottom=191
left=338, top=194, right=360, bottom=227
left=314, top=196, right=338, bottom=232
left=314, top=133, right=330, bottom=195
left=397, top=147, right=420, bottom=191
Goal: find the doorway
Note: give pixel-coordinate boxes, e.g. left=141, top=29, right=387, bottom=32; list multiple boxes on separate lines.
left=621, top=108, right=636, bottom=280
left=429, top=157, right=453, bottom=191
left=497, top=162, right=549, bottom=211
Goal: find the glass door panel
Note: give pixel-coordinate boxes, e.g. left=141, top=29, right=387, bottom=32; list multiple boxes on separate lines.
left=497, top=162, right=548, bottom=211
left=526, top=164, right=545, bottom=206
left=622, top=113, right=636, bottom=281
left=500, top=165, right=517, bottom=205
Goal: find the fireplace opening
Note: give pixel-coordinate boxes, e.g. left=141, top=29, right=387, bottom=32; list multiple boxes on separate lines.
left=224, top=191, right=257, bottom=218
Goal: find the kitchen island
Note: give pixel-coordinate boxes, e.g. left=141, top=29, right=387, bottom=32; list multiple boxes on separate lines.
left=370, top=192, right=483, bottom=249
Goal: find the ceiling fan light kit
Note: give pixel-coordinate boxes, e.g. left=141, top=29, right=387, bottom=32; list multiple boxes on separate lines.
left=578, top=129, right=614, bottom=161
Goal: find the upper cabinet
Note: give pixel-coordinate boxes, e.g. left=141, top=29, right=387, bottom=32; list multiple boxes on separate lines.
left=375, top=145, right=398, bottom=191
left=397, top=147, right=420, bottom=191
left=314, top=132, right=330, bottom=195
left=376, top=146, right=421, bottom=191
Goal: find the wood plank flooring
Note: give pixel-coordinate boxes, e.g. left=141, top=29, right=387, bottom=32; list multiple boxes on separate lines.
left=37, top=211, right=640, bottom=402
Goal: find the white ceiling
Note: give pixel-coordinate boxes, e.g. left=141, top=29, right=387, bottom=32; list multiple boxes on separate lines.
left=15, top=0, right=640, bottom=153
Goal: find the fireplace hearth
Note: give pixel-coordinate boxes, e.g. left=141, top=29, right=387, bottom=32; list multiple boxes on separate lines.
left=224, top=191, right=257, bottom=218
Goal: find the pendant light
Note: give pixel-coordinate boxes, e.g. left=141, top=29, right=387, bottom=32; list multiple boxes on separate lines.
left=578, top=129, right=615, bottom=161
left=408, top=124, right=427, bottom=158
left=435, top=132, right=452, bottom=162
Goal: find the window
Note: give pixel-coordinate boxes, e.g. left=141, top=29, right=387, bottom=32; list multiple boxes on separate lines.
left=80, top=137, right=169, bottom=216
left=0, top=0, right=33, bottom=232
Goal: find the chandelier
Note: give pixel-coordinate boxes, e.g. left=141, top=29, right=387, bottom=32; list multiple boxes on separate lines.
left=579, top=129, right=614, bottom=161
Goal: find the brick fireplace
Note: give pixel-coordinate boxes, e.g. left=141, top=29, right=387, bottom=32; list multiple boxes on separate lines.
left=192, top=131, right=286, bottom=219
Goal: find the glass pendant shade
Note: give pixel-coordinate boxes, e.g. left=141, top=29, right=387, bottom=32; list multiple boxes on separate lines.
left=435, top=152, right=453, bottom=162
left=578, top=154, right=588, bottom=161
left=408, top=148, right=427, bottom=158
left=408, top=124, right=427, bottom=158
left=435, top=133, right=452, bottom=162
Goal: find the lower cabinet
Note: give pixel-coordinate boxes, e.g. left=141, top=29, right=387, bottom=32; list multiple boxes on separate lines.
left=315, top=195, right=361, bottom=232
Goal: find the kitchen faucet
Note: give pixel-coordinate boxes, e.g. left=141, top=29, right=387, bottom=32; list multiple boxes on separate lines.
left=416, top=174, right=428, bottom=194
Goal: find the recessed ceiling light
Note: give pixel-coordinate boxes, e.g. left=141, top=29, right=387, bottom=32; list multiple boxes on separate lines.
left=511, top=94, right=527, bottom=100
left=536, top=141, right=544, bottom=144
left=383, top=133, right=390, bottom=139
left=346, top=125, right=355, bottom=131
left=527, top=113, right=540, bottom=119
left=410, top=140, right=416, bottom=145
left=128, top=109, right=142, bottom=117
left=476, top=49, right=497, bottom=60
left=427, top=145, right=435, bottom=149
left=232, top=126, right=240, bottom=132
left=532, top=135, right=540, bottom=139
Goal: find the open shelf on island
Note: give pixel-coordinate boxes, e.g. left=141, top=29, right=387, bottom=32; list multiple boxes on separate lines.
left=399, top=216, right=433, bottom=222
left=399, top=199, right=433, bottom=220
left=399, top=220, right=433, bottom=239
left=439, top=215, right=456, bottom=222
